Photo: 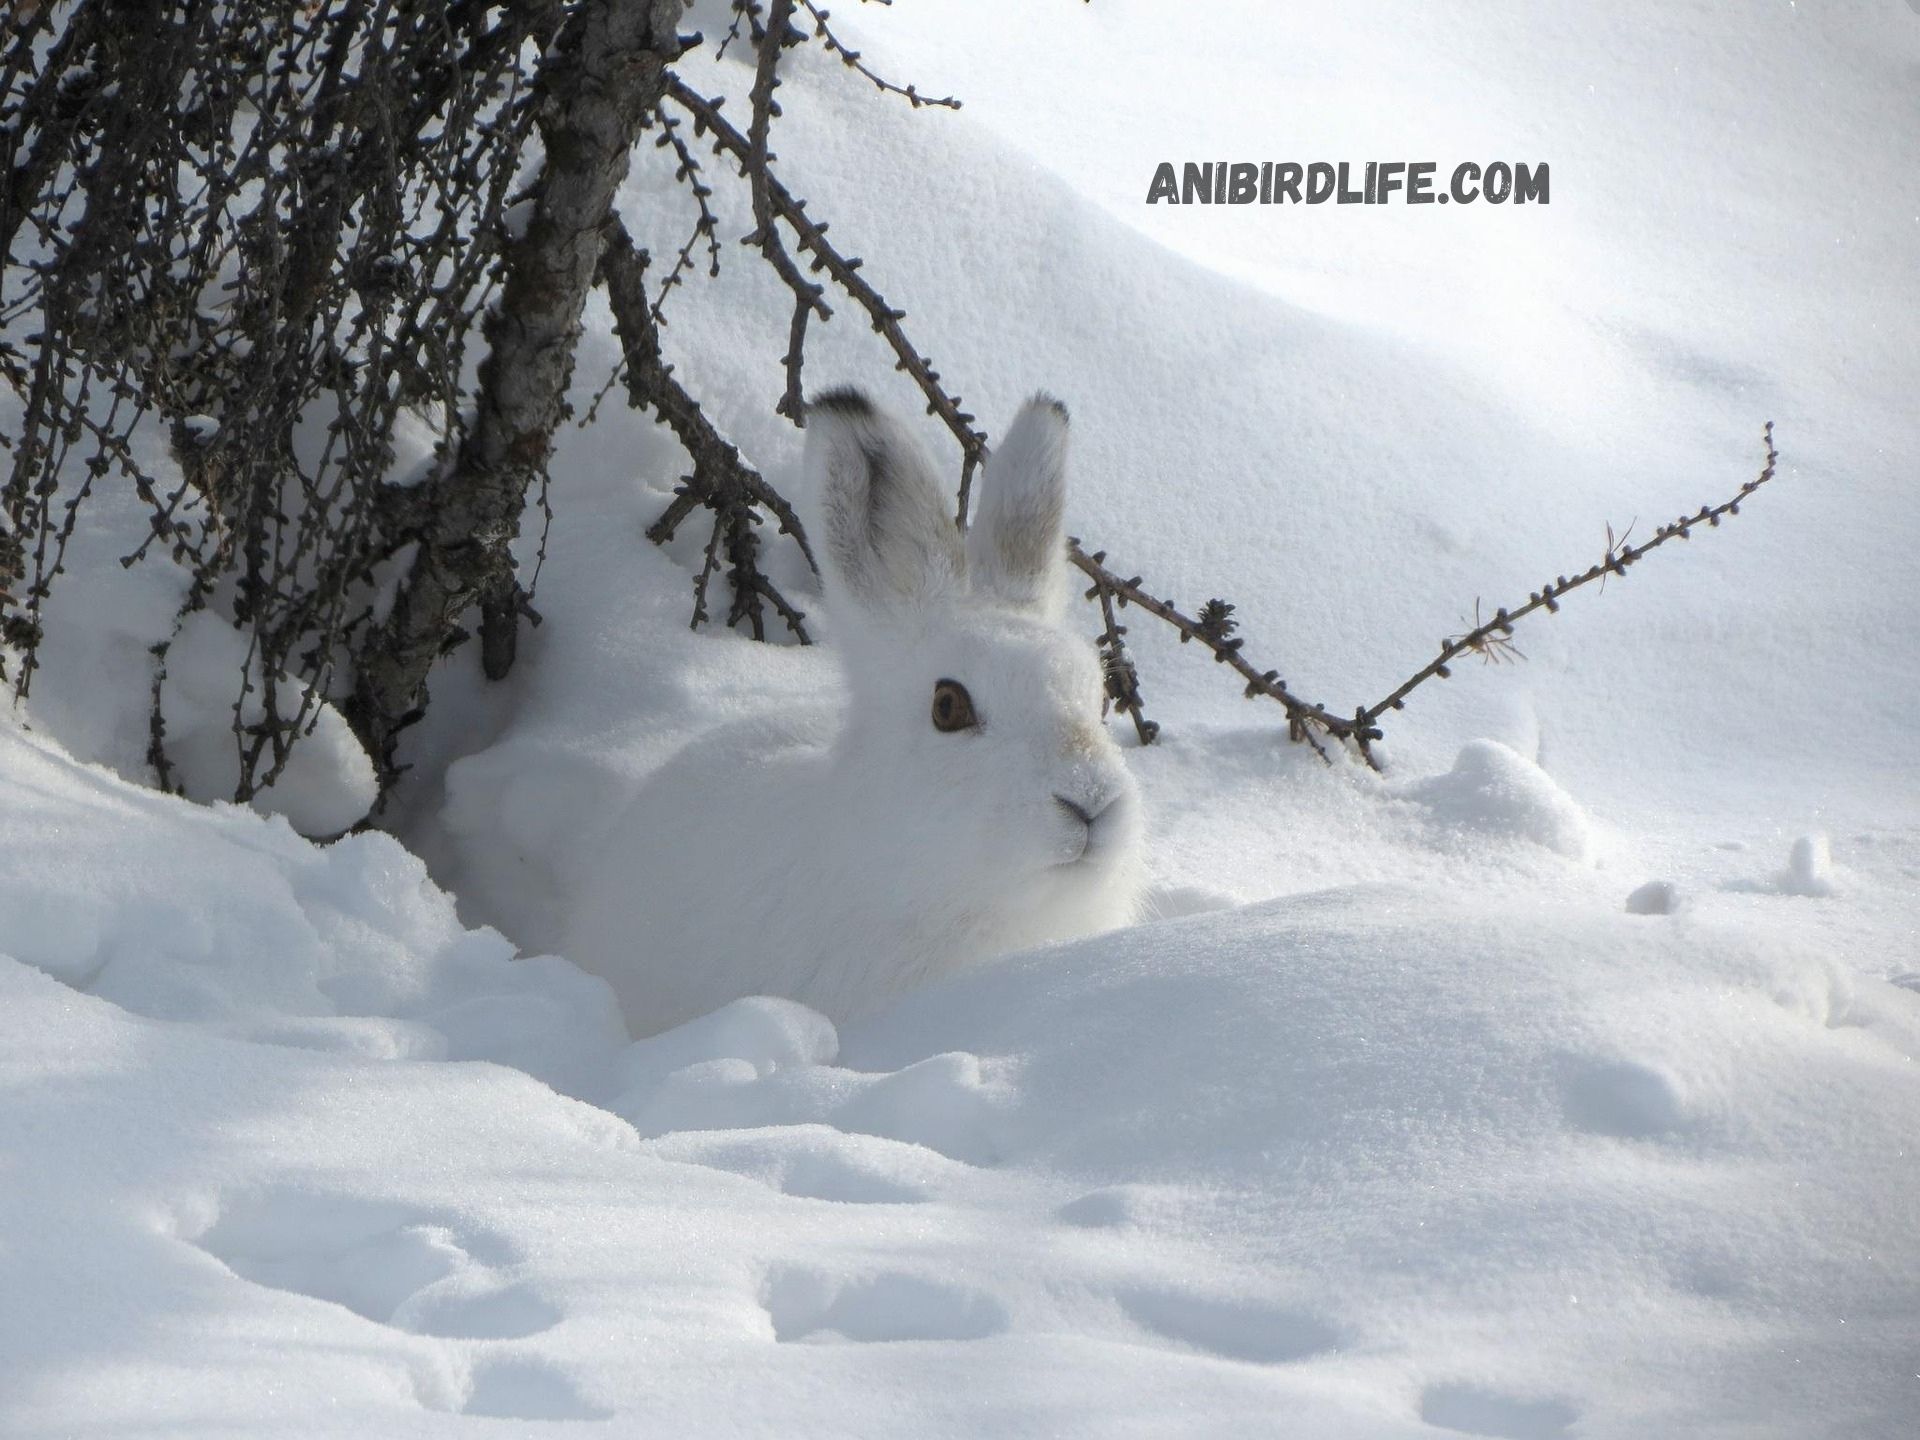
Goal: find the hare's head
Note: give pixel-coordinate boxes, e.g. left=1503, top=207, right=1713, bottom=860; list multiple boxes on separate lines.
left=802, top=389, right=1144, bottom=926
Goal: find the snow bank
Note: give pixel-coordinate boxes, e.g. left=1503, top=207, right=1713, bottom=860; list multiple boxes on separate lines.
left=0, top=721, right=624, bottom=1095
left=1405, top=739, right=1594, bottom=860
left=6, top=718, right=1918, bottom=1436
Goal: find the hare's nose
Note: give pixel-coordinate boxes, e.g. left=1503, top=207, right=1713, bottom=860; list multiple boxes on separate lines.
left=1054, top=793, right=1106, bottom=828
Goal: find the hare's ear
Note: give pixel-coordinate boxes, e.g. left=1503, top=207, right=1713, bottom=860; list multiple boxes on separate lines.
left=967, top=393, right=1069, bottom=620
left=805, top=388, right=964, bottom=613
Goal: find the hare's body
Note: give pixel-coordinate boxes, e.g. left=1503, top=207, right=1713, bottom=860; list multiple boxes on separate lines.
left=566, top=391, right=1145, bottom=1036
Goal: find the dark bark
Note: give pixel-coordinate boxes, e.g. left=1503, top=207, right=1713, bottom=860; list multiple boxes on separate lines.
left=349, top=0, right=689, bottom=783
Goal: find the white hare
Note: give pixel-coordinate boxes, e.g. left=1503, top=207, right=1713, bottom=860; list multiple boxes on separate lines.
left=565, top=388, right=1145, bottom=1036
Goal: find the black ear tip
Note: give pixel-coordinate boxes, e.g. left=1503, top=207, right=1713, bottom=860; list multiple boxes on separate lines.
left=1030, top=391, right=1070, bottom=424
left=808, top=386, right=874, bottom=419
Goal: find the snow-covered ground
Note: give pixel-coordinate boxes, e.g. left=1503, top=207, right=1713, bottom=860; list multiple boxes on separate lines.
left=5, top=2, right=1918, bottom=1436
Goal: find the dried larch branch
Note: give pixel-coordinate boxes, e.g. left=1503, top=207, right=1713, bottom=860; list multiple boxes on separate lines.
left=599, top=215, right=813, bottom=642
left=661, top=74, right=989, bottom=517
left=1351, top=422, right=1780, bottom=758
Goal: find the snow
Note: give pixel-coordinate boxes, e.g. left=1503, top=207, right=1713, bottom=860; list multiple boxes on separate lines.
left=1782, top=832, right=1839, bottom=899
left=5, top=718, right=1917, bottom=1435
left=1403, top=739, right=1595, bottom=861
left=1624, top=878, right=1683, bottom=916
left=0, top=721, right=623, bottom=1090
left=5, top=1, right=1919, bottom=1436
left=159, top=610, right=378, bottom=838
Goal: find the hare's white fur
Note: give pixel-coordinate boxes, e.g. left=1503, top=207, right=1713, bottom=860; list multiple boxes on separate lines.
left=565, top=390, right=1145, bottom=1036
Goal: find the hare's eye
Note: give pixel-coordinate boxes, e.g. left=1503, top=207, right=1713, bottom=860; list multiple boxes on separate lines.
left=931, top=678, right=978, bottom=733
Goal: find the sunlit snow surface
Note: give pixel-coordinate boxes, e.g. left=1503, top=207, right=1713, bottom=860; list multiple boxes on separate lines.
left=5, top=0, right=1919, bottom=1435
left=6, top=720, right=1918, bottom=1436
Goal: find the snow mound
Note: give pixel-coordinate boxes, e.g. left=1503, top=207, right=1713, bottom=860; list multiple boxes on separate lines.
left=0, top=722, right=625, bottom=1096
left=158, top=610, right=378, bottom=837
left=1625, top=879, right=1683, bottom=915
left=1777, top=832, right=1837, bottom=897
left=616, top=1035, right=1009, bottom=1167
left=1406, top=739, right=1594, bottom=860
left=615, top=995, right=841, bottom=1095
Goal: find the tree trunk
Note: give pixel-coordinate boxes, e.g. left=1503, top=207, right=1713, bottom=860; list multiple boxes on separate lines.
left=349, top=0, right=687, bottom=785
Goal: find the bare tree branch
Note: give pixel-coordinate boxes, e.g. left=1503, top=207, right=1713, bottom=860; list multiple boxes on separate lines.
left=1068, top=423, right=1782, bottom=766
left=1352, top=422, right=1781, bottom=750
left=1068, top=540, right=1345, bottom=762
left=598, top=214, right=813, bottom=641
left=743, top=0, right=826, bottom=422
left=647, top=104, right=724, bottom=318
left=663, top=74, right=989, bottom=518
left=1086, top=562, right=1158, bottom=745
left=796, top=1, right=962, bottom=110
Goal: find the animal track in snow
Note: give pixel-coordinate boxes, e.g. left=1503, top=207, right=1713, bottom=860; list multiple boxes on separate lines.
left=831, top=1052, right=1006, bottom=1165
left=621, top=1045, right=1009, bottom=1167
left=1116, top=1288, right=1342, bottom=1365
left=763, top=1267, right=1011, bottom=1344
left=647, top=1126, right=967, bottom=1204
left=454, top=1356, right=611, bottom=1421
left=1419, top=1383, right=1580, bottom=1439
left=190, top=1189, right=556, bottom=1340
left=401, top=1282, right=562, bottom=1340
left=1624, top=879, right=1683, bottom=916
left=1056, top=1183, right=1189, bottom=1229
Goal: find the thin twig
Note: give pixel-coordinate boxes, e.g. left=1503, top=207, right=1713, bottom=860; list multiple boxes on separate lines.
left=1355, top=422, right=1780, bottom=750
left=663, top=73, right=988, bottom=516
left=647, top=104, right=724, bottom=320
left=1067, top=539, right=1347, bottom=762
left=743, top=0, right=827, bottom=422
left=1088, top=567, right=1157, bottom=745
left=599, top=216, right=813, bottom=640
left=796, top=1, right=961, bottom=110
